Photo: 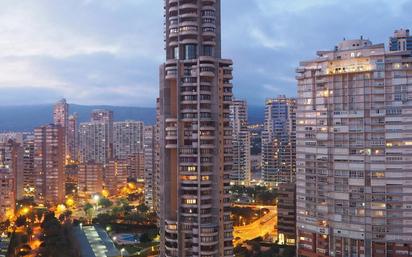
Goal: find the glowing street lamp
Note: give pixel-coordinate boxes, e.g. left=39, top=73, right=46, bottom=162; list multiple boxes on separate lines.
left=93, top=195, right=100, bottom=202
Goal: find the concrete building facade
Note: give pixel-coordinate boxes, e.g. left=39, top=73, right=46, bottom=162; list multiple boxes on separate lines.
left=78, top=163, right=103, bottom=197
left=79, top=122, right=110, bottom=165
left=113, top=120, right=144, bottom=160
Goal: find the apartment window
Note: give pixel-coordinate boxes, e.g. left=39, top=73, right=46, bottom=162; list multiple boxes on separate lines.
left=203, top=45, right=214, bottom=56
left=184, top=44, right=197, bottom=60
left=185, top=199, right=197, bottom=205
left=172, top=46, right=179, bottom=59
left=201, top=10, right=215, bottom=17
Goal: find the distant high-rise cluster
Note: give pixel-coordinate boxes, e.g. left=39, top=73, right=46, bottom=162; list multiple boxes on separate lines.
left=0, top=99, right=158, bottom=221
left=261, top=96, right=296, bottom=184
left=296, top=30, right=412, bottom=256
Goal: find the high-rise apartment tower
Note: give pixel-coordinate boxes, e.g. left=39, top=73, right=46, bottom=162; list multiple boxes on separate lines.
left=261, top=96, right=296, bottom=184
left=158, top=1, right=234, bottom=256
left=296, top=35, right=412, bottom=256
left=229, top=99, right=251, bottom=185
left=34, top=124, right=65, bottom=206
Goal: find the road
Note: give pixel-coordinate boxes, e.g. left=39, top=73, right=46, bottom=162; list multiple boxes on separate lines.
left=233, top=206, right=277, bottom=246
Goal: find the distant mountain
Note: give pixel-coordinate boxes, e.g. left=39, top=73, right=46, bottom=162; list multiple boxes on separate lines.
left=0, top=103, right=265, bottom=132
left=248, top=105, right=265, bottom=124
left=0, top=104, right=156, bottom=132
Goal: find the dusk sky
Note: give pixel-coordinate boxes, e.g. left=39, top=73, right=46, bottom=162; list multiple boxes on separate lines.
left=0, top=0, right=411, bottom=107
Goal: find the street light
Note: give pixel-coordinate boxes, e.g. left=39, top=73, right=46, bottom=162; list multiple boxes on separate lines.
left=121, top=248, right=125, bottom=257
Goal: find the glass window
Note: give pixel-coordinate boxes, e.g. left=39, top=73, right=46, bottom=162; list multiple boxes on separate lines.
left=184, top=44, right=197, bottom=60
left=172, top=46, right=179, bottom=59
left=203, top=45, right=213, bottom=56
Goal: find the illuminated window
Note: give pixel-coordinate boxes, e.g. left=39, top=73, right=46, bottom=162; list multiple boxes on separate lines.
left=181, top=176, right=197, bottom=181
left=185, top=199, right=197, bottom=205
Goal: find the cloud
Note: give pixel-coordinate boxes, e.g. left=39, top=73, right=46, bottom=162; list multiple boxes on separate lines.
left=0, top=0, right=411, bottom=108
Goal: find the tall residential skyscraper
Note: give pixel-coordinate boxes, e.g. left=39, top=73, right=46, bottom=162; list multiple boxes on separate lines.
left=113, top=120, right=144, bottom=160
left=0, top=139, right=23, bottom=200
left=389, top=28, right=412, bottom=52
left=261, top=96, right=296, bottom=184
left=67, top=113, right=78, bottom=162
left=34, top=124, right=65, bottom=206
left=91, top=109, right=114, bottom=159
left=54, top=99, right=69, bottom=160
left=0, top=168, right=15, bottom=222
left=91, top=109, right=113, bottom=124
left=159, top=1, right=234, bottom=256
left=143, top=125, right=156, bottom=209
left=22, top=137, right=36, bottom=197
left=104, top=160, right=128, bottom=195
left=53, top=99, right=69, bottom=128
left=229, top=99, right=251, bottom=185
left=296, top=35, right=412, bottom=256
left=78, top=163, right=103, bottom=197
left=126, top=152, right=145, bottom=180
left=79, top=122, right=110, bottom=164
left=277, top=182, right=296, bottom=246
left=154, top=98, right=161, bottom=213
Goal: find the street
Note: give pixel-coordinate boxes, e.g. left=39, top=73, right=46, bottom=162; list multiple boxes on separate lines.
left=233, top=205, right=277, bottom=246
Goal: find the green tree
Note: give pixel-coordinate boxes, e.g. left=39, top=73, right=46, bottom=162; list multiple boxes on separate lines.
left=95, top=213, right=116, bottom=227
left=137, top=204, right=149, bottom=214
left=99, top=198, right=113, bottom=208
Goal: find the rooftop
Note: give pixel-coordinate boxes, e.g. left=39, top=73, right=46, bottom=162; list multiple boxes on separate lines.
left=73, top=225, right=121, bottom=257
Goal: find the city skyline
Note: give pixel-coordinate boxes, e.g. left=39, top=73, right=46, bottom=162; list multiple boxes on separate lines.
left=0, top=0, right=410, bottom=107
left=1, top=1, right=412, bottom=257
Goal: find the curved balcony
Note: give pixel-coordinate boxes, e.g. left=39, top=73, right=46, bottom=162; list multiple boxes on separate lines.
left=199, top=56, right=217, bottom=62
left=165, top=69, right=178, bottom=80
left=202, top=40, right=216, bottom=47
left=165, top=135, right=177, bottom=141
left=201, top=5, right=216, bottom=12
left=200, top=72, right=215, bottom=78
left=202, top=31, right=216, bottom=38
left=180, top=3, right=198, bottom=11
left=165, top=143, right=178, bottom=149
left=180, top=12, right=198, bottom=19
left=164, top=244, right=178, bottom=253
left=181, top=91, right=197, bottom=96
left=168, top=6, right=178, bottom=13
left=223, top=73, right=233, bottom=80
left=180, top=20, right=198, bottom=27
left=179, top=30, right=199, bottom=37
left=165, top=59, right=178, bottom=66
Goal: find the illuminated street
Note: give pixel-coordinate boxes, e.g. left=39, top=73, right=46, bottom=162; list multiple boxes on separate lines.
left=233, top=205, right=277, bottom=246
